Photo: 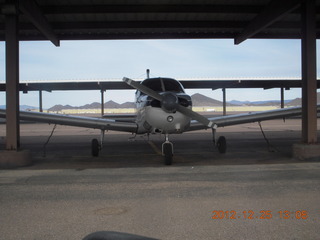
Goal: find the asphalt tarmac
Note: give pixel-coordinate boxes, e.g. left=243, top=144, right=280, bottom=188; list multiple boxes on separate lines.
left=0, top=119, right=320, bottom=239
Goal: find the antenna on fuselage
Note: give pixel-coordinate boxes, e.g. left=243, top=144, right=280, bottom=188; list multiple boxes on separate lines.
left=146, top=69, right=150, bottom=79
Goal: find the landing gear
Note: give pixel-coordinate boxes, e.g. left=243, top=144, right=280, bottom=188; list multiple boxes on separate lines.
left=217, top=136, right=227, bottom=153
left=91, top=130, right=105, bottom=157
left=91, top=138, right=100, bottom=157
left=162, top=134, right=173, bottom=165
left=212, top=128, right=226, bottom=154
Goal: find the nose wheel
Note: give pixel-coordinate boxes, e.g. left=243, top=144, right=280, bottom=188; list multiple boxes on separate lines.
left=162, top=134, right=173, bottom=165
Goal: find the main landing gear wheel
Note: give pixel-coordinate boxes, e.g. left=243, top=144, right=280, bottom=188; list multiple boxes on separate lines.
left=217, top=136, right=227, bottom=154
left=91, top=138, right=100, bottom=157
left=163, top=142, right=173, bottom=165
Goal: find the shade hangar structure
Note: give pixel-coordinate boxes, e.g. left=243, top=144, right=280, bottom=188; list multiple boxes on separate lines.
left=1, top=78, right=320, bottom=116
left=0, top=0, right=319, bottom=166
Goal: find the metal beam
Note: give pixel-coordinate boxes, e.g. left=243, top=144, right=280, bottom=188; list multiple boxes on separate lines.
left=301, top=0, right=317, bottom=143
left=2, top=79, right=320, bottom=92
left=17, top=20, right=301, bottom=31
left=1, top=30, right=304, bottom=42
left=51, top=20, right=245, bottom=29
left=19, top=0, right=60, bottom=46
left=234, top=0, right=300, bottom=45
left=42, top=4, right=262, bottom=14
left=5, top=0, right=19, bottom=150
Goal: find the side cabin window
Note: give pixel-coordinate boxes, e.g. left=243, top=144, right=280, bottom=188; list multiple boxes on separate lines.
left=136, top=78, right=185, bottom=98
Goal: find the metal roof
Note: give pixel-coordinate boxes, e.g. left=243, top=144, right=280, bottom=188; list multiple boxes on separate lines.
left=1, top=0, right=319, bottom=46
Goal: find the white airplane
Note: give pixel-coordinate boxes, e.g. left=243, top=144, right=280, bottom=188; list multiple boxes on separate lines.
left=0, top=77, right=319, bottom=165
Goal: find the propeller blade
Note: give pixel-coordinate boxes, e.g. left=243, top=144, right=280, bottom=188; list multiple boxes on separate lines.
left=123, top=77, right=163, bottom=101
left=176, top=105, right=216, bottom=129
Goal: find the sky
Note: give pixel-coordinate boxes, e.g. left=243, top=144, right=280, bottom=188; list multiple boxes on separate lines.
left=0, top=38, right=319, bottom=109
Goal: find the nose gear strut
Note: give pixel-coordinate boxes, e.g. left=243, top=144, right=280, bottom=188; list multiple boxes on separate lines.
left=162, top=134, right=173, bottom=165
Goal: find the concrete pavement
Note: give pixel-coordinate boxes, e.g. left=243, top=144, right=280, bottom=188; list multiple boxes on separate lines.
left=0, top=163, right=320, bottom=239
left=0, top=119, right=320, bottom=239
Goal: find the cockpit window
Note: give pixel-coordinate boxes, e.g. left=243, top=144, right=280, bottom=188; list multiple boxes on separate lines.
left=140, top=78, right=185, bottom=94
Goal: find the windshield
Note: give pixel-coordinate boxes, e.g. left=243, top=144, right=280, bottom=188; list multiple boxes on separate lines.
left=141, top=78, right=185, bottom=93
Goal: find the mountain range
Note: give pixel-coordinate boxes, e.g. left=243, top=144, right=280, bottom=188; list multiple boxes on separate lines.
left=47, top=101, right=136, bottom=111
left=47, top=93, right=311, bottom=111
left=1, top=93, right=319, bottom=111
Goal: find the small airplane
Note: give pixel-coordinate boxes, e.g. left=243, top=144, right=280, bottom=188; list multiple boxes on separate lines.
left=1, top=76, right=319, bottom=165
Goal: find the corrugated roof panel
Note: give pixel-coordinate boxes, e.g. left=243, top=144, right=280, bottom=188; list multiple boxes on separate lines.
left=0, top=0, right=320, bottom=41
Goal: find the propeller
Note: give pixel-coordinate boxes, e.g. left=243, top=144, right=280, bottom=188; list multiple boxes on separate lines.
left=123, top=77, right=216, bottom=129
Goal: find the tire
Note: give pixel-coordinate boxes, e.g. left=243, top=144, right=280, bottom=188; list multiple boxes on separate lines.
left=217, top=136, right=227, bottom=154
left=91, top=138, right=100, bottom=157
left=163, top=143, right=173, bottom=165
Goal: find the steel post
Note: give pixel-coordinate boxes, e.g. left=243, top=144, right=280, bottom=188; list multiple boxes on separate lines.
left=222, top=88, right=226, bottom=116
left=280, top=88, right=284, bottom=109
left=301, top=0, right=317, bottom=143
left=39, top=90, right=43, bottom=112
left=101, top=89, right=105, bottom=117
left=5, top=2, right=20, bottom=150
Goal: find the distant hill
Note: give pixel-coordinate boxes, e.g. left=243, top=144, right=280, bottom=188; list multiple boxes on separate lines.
left=48, top=104, right=72, bottom=111
left=120, top=102, right=136, bottom=108
left=83, top=102, right=101, bottom=109
left=228, top=100, right=251, bottom=106
left=192, top=94, right=294, bottom=107
left=0, top=105, right=37, bottom=110
left=230, top=99, right=301, bottom=106
left=21, top=105, right=38, bottom=110
left=231, top=100, right=292, bottom=106
left=191, top=93, right=236, bottom=106
left=48, top=100, right=135, bottom=111
left=104, top=100, right=120, bottom=108
left=286, top=98, right=301, bottom=107
left=285, top=92, right=320, bottom=106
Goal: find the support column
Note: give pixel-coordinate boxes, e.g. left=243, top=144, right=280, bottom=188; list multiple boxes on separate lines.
left=39, top=90, right=43, bottom=112
left=101, top=89, right=105, bottom=117
left=280, top=88, right=284, bottom=109
left=0, top=1, right=32, bottom=168
left=293, top=0, right=320, bottom=161
left=222, top=88, right=226, bottom=116
left=301, top=0, right=317, bottom=143
left=5, top=2, right=19, bottom=150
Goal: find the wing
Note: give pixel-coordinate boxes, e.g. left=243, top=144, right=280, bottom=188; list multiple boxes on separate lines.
left=188, top=106, right=320, bottom=131
left=0, top=109, right=138, bottom=133
left=103, top=113, right=137, bottom=123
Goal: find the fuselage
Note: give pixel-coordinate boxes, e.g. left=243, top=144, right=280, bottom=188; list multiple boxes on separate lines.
left=135, top=77, right=192, bottom=134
